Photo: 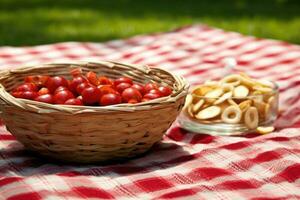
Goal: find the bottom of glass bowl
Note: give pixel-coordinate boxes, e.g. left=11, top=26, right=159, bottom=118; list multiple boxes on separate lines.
left=178, top=113, right=276, bottom=136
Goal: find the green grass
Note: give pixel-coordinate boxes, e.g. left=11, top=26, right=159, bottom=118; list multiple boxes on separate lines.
left=0, top=0, right=300, bottom=46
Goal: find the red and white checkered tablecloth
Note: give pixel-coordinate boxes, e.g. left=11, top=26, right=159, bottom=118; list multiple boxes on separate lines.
left=0, top=25, right=300, bottom=200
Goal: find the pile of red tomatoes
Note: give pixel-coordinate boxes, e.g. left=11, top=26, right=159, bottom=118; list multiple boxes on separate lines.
left=10, top=68, right=172, bottom=106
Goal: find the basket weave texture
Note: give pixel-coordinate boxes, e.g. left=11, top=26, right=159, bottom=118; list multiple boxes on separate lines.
left=0, top=61, right=188, bottom=163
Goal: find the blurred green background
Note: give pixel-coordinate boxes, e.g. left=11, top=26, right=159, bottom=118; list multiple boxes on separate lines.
left=1, top=0, right=300, bottom=46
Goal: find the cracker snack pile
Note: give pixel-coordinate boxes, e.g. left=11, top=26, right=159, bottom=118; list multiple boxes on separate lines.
left=183, top=73, right=278, bottom=131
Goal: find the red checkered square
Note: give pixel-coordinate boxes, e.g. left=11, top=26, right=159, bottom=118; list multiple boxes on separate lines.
left=159, top=188, right=197, bottom=198
left=187, top=167, right=232, bottom=181
left=135, top=177, right=173, bottom=192
left=6, top=192, right=42, bottom=200
left=73, top=187, right=114, bottom=199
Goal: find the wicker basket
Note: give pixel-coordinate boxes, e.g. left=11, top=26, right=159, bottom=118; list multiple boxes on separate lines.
left=0, top=61, right=188, bottom=163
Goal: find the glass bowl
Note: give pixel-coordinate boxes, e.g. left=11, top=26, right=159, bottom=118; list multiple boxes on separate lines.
left=178, top=82, right=279, bottom=136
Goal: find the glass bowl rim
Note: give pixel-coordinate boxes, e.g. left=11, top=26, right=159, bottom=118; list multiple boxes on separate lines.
left=190, top=81, right=279, bottom=100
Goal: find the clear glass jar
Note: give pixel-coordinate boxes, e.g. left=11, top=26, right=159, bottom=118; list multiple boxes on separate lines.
left=178, top=82, right=279, bottom=136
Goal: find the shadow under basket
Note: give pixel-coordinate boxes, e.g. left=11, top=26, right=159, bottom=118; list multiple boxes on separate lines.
left=0, top=61, right=188, bottom=163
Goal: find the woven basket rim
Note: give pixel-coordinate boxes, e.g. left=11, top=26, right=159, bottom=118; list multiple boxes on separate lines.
left=0, top=61, right=189, bottom=114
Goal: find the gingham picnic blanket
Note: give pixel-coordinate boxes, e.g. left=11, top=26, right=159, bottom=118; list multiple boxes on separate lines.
left=0, top=25, right=300, bottom=200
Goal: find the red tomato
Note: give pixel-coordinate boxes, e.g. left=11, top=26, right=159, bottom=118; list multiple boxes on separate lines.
left=100, top=93, right=122, bottom=106
left=122, top=88, right=142, bottom=103
left=18, top=91, right=38, bottom=100
left=11, top=91, right=22, bottom=98
left=114, top=77, right=133, bottom=87
left=131, top=84, right=145, bottom=95
left=70, top=68, right=82, bottom=77
left=128, top=99, right=139, bottom=104
left=34, top=94, right=54, bottom=104
left=116, top=82, right=131, bottom=93
left=99, top=76, right=112, bottom=85
left=45, top=76, right=69, bottom=93
left=141, top=98, right=150, bottom=102
left=25, top=75, right=49, bottom=88
left=69, top=76, right=87, bottom=94
left=76, top=82, right=92, bottom=94
left=86, top=71, right=100, bottom=86
left=64, top=98, right=83, bottom=106
left=143, top=93, right=161, bottom=100
left=98, top=85, right=119, bottom=96
left=81, top=86, right=101, bottom=105
left=144, top=83, right=158, bottom=93
left=53, top=90, right=74, bottom=104
left=14, top=83, right=38, bottom=92
left=158, top=86, right=172, bottom=96
left=77, top=95, right=83, bottom=101
left=38, top=87, right=50, bottom=96
left=54, top=86, right=69, bottom=95
left=148, top=89, right=162, bottom=96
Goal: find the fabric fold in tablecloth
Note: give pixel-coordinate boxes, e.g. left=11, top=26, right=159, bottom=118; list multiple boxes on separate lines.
left=0, top=25, right=300, bottom=199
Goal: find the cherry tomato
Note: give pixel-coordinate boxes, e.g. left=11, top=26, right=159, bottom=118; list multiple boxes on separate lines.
left=99, top=76, right=112, bottom=85
left=143, top=93, right=161, bottom=100
left=128, top=99, right=139, bottom=104
left=70, top=68, right=82, bottom=77
left=86, top=71, right=100, bottom=86
left=116, top=82, right=131, bottom=93
left=114, top=77, right=133, bottom=87
left=148, top=89, right=162, bottom=96
left=131, top=84, right=145, bottom=95
left=54, top=90, right=74, bottom=104
left=81, top=86, right=101, bottom=105
left=69, top=76, right=87, bottom=94
left=11, top=91, right=22, bottom=98
left=98, top=85, right=119, bottom=96
left=64, top=98, right=83, bottom=106
left=158, top=86, right=172, bottom=96
left=25, top=75, right=49, bottom=88
left=77, top=95, right=83, bottom=101
left=46, top=76, right=69, bottom=93
left=141, top=98, right=150, bottom=102
left=100, top=93, right=122, bottom=106
left=18, top=91, right=38, bottom=100
left=54, top=86, right=69, bottom=95
left=34, top=94, right=54, bottom=104
left=14, top=83, right=38, bottom=92
left=76, top=82, right=92, bottom=94
left=122, top=88, right=142, bottom=103
left=38, top=87, right=50, bottom=96
left=144, top=83, right=158, bottom=93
